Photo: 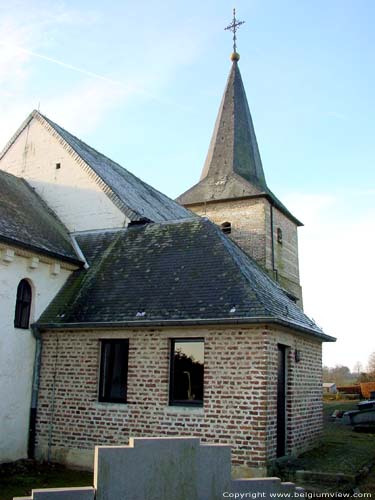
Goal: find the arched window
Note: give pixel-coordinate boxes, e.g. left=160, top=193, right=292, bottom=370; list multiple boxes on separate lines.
left=14, top=279, right=32, bottom=329
left=221, top=221, right=232, bottom=234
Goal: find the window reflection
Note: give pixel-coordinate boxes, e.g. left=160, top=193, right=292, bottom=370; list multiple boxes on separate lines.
left=170, top=339, right=204, bottom=406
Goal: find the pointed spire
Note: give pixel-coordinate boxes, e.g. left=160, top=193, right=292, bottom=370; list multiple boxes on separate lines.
left=199, top=60, right=267, bottom=190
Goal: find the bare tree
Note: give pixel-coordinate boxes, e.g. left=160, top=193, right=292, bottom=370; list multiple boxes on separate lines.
left=367, top=352, right=375, bottom=379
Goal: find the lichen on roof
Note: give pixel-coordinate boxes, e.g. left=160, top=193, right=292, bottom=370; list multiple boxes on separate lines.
left=37, top=218, right=333, bottom=342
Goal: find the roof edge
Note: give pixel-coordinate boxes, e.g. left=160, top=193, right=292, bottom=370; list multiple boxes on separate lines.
left=0, top=235, right=84, bottom=266
left=180, top=192, right=303, bottom=226
left=0, top=110, right=37, bottom=161
left=34, top=316, right=335, bottom=342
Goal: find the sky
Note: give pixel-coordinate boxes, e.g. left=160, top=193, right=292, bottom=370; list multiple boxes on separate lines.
left=1, top=0, right=374, bottom=371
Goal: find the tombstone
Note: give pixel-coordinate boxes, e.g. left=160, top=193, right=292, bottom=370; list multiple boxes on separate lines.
left=14, top=437, right=302, bottom=500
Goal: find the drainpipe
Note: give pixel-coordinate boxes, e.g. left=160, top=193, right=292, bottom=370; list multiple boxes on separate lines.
left=28, top=324, right=42, bottom=459
left=270, top=203, right=277, bottom=280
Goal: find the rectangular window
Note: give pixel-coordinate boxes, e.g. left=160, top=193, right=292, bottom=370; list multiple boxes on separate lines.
left=99, top=339, right=129, bottom=403
left=169, top=338, right=204, bottom=406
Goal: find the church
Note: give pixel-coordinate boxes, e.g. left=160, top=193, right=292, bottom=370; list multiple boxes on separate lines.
left=0, top=34, right=334, bottom=476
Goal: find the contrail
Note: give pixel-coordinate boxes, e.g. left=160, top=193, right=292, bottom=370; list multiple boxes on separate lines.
left=0, top=42, right=122, bottom=86
left=0, top=41, right=195, bottom=113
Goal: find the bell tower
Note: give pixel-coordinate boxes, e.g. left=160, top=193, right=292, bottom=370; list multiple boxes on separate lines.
left=177, top=10, right=303, bottom=305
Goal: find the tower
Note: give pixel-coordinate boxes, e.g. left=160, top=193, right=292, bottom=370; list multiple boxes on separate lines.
left=177, top=11, right=303, bottom=305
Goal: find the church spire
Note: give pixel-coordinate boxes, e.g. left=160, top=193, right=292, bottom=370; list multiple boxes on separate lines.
left=177, top=10, right=301, bottom=226
left=199, top=56, right=267, bottom=190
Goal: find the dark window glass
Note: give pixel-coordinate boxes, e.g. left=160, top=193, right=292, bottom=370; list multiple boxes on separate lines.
left=170, top=339, right=204, bottom=406
left=221, top=221, right=232, bottom=234
left=14, top=279, right=32, bottom=329
left=99, top=340, right=129, bottom=403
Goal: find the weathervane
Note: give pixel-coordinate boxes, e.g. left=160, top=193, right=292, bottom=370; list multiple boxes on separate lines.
left=225, top=8, right=245, bottom=60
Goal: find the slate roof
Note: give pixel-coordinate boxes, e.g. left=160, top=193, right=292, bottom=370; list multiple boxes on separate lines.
left=37, top=218, right=334, bottom=342
left=0, top=169, right=81, bottom=263
left=1, top=110, right=194, bottom=223
left=177, top=61, right=302, bottom=226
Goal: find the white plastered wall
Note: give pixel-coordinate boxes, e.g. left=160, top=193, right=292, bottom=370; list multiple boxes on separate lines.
left=0, top=243, right=74, bottom=462
left=0, top=117, right=128, bottom=232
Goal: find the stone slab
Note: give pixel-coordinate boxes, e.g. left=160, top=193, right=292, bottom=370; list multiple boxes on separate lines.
left=32, top=487, right=95, bottom=499
left=95, top=437, right=232, bottom=500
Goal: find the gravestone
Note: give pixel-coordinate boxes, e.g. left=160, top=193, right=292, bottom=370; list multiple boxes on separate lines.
left=14, top=437, right=303, bottom=500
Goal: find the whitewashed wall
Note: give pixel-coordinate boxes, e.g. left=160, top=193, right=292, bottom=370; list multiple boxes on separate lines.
left=0, top=117, right=128, bottom=232
left=0, top=243, right=74, bottom=462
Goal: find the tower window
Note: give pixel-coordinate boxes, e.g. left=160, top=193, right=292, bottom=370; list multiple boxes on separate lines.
left=55, top=163, right=61, bottom=169
left=277, top=227, right=283, bottom=244
left=14, top=279, right=32, bottom=329
left=221, top=221, right=232, bottom=234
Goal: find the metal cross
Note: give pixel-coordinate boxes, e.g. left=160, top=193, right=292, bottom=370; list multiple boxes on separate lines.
left=224, top=8, right=245, bottom=53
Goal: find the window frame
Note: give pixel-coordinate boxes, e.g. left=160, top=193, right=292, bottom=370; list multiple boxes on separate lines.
left=169, top=337, right=204, bottom=407
left=14, top=279, right=32, bottom=329
left=98, top=339, right=129, bottom=404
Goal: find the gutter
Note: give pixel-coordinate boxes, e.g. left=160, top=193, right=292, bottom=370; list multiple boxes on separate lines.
left=35, top=316, right=336, bottom=342
left=0, top=235, right=83, bottom=267
left=28, top=324, right=42, bottom=459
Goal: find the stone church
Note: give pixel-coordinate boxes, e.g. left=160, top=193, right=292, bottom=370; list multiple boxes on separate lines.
left=0, top=48, right=334, bottom=476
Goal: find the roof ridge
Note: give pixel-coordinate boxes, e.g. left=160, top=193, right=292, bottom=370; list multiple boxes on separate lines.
left=0, top=110, right=37, bottom=161
left=37, top=112, right=193, bottom=223
left=206, top=219, right=321, bottom=332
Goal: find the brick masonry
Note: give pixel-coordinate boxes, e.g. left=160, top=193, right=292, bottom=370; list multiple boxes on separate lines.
left=187, top=198, right=303, bottom=305
left=35, top=326, right=322, bottom=475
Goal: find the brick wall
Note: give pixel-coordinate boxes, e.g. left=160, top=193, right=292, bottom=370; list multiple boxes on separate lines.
left=35, top=325, right=322, bottom=475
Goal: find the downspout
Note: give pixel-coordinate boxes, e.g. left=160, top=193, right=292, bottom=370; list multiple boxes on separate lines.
left=270, top=203, right=277, bottom=280
left=28, top=324, right=42, bottom=459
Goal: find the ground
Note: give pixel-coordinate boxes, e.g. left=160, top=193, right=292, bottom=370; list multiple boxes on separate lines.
left=1, top=401, right=374, bottom=499
left=274, top=400, right=375, bottom=494
left=0, top=461, right=92, bottom=500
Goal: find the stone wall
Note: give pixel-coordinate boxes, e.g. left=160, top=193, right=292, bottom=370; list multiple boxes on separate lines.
left=186, top=198, right=303, bottom=304
left=190, top=198, right=268, bottom=267
left=35, top=325, right=322, bottom=475
left=0, top=243, right=74, bottom=462
left=0, top=116, right=128, bottom=232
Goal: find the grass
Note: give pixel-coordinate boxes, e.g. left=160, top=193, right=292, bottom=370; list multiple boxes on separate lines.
left=275, top=400, right=375, bottom=493
left=1, top=401, right=375, bottom=499
left=0, top=462, right=92, bottom=500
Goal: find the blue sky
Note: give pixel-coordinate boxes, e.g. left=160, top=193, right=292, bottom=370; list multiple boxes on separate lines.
left=1, top=0, right=374, bottom=371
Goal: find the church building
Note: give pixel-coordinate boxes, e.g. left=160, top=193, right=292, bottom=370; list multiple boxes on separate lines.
left=0, top=30, right=334, bottom=476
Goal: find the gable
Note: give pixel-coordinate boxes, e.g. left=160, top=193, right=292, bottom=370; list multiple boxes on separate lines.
left=0, top=169, right=80, bottom=263
left=0, top=111, right=194, bottom=231
left=0, top=116, right=128, bottom=232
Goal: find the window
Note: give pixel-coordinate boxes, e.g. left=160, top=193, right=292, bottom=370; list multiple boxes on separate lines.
left=277, top=227, right=283, bottom=244
left=99, top=340, right=129, bottom=403
left=14, top=279, right=32, bottom=329
left=169, top=339, right=204, bottom=406
left=221, top=221, right=232, bottom=234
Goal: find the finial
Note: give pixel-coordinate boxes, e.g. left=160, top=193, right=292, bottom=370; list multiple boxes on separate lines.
left=224, top=8, right=245, bottom=61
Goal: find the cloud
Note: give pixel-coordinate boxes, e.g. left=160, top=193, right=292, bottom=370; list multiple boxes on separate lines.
left=284, top=191, right=375, bottom=371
